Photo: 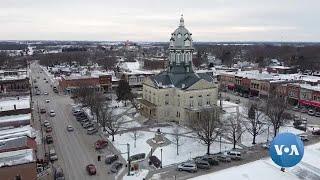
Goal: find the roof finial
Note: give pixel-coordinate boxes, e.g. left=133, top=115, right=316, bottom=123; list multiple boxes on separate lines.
left=179, top=14, right=184, bottom=27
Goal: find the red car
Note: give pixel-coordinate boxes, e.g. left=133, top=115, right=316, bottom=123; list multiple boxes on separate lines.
left=46, top=126, right=52, bottom=133
left=86, top=164, right=96, bottom=175
left=95, top=140, right=108, bottom=150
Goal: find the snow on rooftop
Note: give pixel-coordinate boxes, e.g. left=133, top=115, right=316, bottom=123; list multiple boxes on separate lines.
left=120, top=61, right=140, bottom=72
left=0, top=96, right=30, bottom=112
left=0, top=149, right=35, bottom=167
left=0, top=125, right=36, bottom=139
left=0, top=113, right=31, bottom=124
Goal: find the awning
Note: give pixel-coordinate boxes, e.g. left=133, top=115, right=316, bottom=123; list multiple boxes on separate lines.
left=299, top=100, right=320, bottom=108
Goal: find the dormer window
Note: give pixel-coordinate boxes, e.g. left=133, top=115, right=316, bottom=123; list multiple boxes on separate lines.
left=185, top=40, right=190, bottom=46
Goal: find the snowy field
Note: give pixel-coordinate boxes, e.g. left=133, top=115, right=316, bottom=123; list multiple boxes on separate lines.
left=190, top=142, right=320, bottom=180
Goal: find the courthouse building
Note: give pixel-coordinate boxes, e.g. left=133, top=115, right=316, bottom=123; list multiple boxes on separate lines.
left=140, top=16, right=218, bottom=124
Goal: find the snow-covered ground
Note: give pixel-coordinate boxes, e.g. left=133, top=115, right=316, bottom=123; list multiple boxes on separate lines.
left=153, top=134, right=237, bottom=166
left=123, top=169, right=149, bottom=180
left=110, top=131, right=154, bottom=159
left=190, top=142, right=320, bottom=180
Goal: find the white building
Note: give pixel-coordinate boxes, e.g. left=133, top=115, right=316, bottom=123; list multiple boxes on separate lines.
left=139, top=16, right=218, bottom=124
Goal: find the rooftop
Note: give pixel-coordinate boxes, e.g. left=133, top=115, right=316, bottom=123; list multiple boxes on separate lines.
left=0, top=96, right=30, bottom=112
left=0, top=113, right=31, bottom=124
left=0, top=149, right=35, bottom=167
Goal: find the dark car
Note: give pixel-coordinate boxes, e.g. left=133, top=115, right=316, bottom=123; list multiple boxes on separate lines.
left=149, top=156, right=161, bottom=168
left=105, top=155, right=118, bottom=164
left=312, top=129, right=320, bottom=135
left=216, top=154, right=231, bottom=162
left=83, top=122, right=94, bottom=129
left=198, top=155, right=219, bottom=166
left=46, top=126, right=53, bottom=133
left=46, top=135, right=53, bottom=144
left=95, top=140, right=108, bottom=150
left=110, top=162, right=123, bottom=173
left=40, top=108, right=46, bottom=114
left=54, top=166, right=65, bottom=180
left=195, top=159, right=210, bottom=169
left=86, top=164, right=96, bottom=175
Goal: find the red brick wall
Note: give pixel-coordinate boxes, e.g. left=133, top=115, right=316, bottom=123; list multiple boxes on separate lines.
left=0, top=162, right=36, bottom=180
left=59, top=77, right=100, bottom=90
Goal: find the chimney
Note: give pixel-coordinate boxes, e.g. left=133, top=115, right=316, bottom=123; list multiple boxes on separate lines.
left=14, top=104, right=17, bottom=110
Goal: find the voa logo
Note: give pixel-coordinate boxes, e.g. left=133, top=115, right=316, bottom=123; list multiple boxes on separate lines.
left=274, top=144, right=300, bottom=156
left=269, top=133, right=304, bottom=168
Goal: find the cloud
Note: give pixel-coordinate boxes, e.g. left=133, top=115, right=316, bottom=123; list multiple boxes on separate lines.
left=0, top=0, right=319, bottom=41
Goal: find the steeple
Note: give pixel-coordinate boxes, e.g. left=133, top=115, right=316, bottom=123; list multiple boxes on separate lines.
left=179, top=14, right=184, bottom=27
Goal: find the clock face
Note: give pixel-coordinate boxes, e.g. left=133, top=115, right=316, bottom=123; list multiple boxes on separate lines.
left=177, top=34, right=182, bottom=38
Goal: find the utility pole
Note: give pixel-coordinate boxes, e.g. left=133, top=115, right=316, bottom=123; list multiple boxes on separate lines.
left=160, top=148, right=163, bottom=168
left=127, top=143, right=131, bottom=176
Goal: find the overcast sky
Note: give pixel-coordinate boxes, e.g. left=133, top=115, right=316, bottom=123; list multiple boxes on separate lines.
left=0, top=0, right=319, bottom=42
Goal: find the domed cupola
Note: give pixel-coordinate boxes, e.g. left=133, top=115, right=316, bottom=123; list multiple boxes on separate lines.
left=168, top=15, right=195, bottom=74
left=169, top=15, right=194, bottom=49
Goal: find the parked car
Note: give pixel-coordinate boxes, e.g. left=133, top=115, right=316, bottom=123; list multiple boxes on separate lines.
left=50, top=110, right=56, bottom=117
left=225, top=97, right=230, bottom=101
left=110, top=162, right=123, bottom=173
left=54, top=166, right=65, bottom=180
left=43, top=120, right=50, bottom=127
left=46, top=126, right=53, bottom=133
left=300, top=108, right=308, bottom=113
left=83, top=122, right=94, bottom=129
left=216, top=154, right=231, bottom=162
left=227, top=151, right=242, bottom=160
left=105, top=155, right=118, bottom=164
left=40, top=108, right=46, bottom=114
left=46, top=135, right=53, bottom=144
left=87, top=127, right=98, bottom=135
left=235, top=99, right=240, bottom=104
left=197, top=155, right=219, bottom=166
left=292, top=106, right=300, bottom=111
left=195, top=159, right=210, bottom=169
left=244, top=94, right=249, bottom=98
left=129, top=153, right=146, bottom=162
left=299, top=134, right=309, bottom=141
left=308, top=109, right=315, bottom=116
left=95, top=140, right=108, bottom=150
left=66, top=125, right=74, bottom=132
left=177, top=162, right=197, bottom=173
left=80, top=119, right=90, bottom=125
left=49, top=149, right=58, bottom=161
left=315, top=112, right=320, bottom=117
left=312, top=129, right=320, bottom=135
left=149, top=156, right=161, bottom=168
left=46, top=99, right=50, bottom=103
left=73, top=110, right=84, bottom=116
left=86, top=164, right=96, bottom=175
left=295, top=124, right=307, bottom=131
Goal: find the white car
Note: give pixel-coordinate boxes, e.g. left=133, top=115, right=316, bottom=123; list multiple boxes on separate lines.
left=44, top=92, right=49, bottom=95
left=45, top=99, right=50, bottom=103
left=299, top=134, right=309, bottom=141
left=67, top=125, right=74, bottom=132
left=49, top=110, right=56, bottom=117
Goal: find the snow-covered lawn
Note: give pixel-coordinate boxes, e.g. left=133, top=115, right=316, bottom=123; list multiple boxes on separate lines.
left=123, top=169, right=149, bottom=180
left=152, top=134, right=236, bottom=167
left=190, top=142, right=320, bottom=180
left=110, top=131, right=154, bottom=159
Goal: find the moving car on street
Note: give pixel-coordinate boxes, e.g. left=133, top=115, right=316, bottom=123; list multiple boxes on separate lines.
left=95, top=140, right=108, bottom=150
left=67, top=125, right=74, bottom=132
left=110, top=162, right=123, bottom=173
left=50, top=110, right=56, bottom=117
left=86, top=164, right=97, bottom=175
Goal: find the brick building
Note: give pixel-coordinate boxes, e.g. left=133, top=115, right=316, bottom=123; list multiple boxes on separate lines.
left=0, top=70, right=30, bottom=95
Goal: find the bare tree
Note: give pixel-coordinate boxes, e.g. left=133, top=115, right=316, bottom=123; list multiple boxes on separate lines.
left=243, top=101, right=266, bottom=144
left=189, top=107, right=223, bottom=155
left=99, top=107, right=120, bottom=141
left=130, top=129, right=143, bottom=148
left=169, top=126, right=185, bottom=155
left=225, top=115, right=245, bottom=149
left=264, top=92, right=288, bottom=137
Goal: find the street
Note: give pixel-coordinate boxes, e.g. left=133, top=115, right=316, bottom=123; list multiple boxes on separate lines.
left=30, top=62, right=119, bottom=180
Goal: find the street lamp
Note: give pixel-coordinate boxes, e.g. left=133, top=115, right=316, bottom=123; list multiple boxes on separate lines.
left=160, top=148, right=163, bottom=168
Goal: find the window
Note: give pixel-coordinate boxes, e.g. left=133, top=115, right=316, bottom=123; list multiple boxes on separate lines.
left=207, top=99, right=210, bottom=105
left=165, top=100, right=169, bottom=105
left=198, top=99, right=202, bottom=106
left=165, top=94, right=169, bottom=96
left=190, top=100, right=194, bottom=107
